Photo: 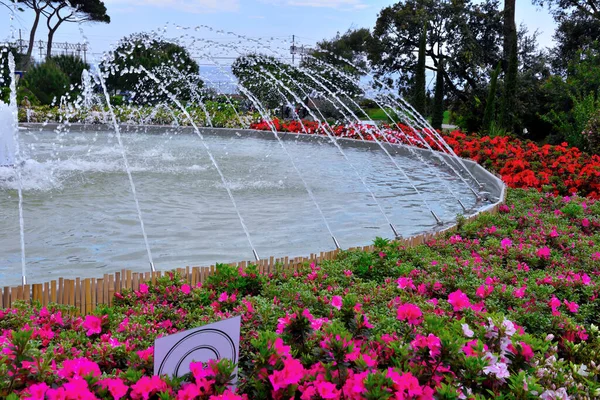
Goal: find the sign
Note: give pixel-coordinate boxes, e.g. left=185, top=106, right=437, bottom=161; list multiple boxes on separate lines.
left=153, top=316, right=241, bottom=379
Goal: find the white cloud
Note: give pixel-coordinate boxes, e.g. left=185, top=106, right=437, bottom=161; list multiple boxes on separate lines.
left=261, top=0, right=368, bottom=10
left=103, top=0, right=240, bottom=13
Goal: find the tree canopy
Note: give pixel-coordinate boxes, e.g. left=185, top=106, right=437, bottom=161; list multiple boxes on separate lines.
left=102, top=34, right=202, bottom=105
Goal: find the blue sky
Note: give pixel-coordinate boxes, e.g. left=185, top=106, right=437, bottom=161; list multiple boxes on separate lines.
left=1, top=0, right=557, bottom=61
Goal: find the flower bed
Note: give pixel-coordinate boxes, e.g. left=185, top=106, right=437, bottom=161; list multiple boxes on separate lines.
left=249, top=120, right=600, bottom=199
left=2, top=189, right=600, bottom=399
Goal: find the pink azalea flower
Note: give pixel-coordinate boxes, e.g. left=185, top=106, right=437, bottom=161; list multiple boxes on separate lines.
left=448, top=290, right=471, bottom=311
left=396, top=304, right=423, bottom=325
left=501, top=238, right=512, bottom=249
left=331, top=296, right=343, bottom=310
left=396, top=277, right=415, bottom=290
left=268, top=357, right=305, bottom=391
left=176, top=383, right=201, bottom=400
left=139, top=283, right=149, bottom=294
left=136, top=346, right=154, bottom=362
left=462, top=323, right=474, bottom=338
left=549, top=296, right=561, bottom=315
left=209, top=390, right=247, bottom=400
left=218, top=292, right=229, bottom=302
left=315, top=381, right=341, bottom=399
left=58, top=358, right=101, bottom=379
left=83, top=315, right=102, bottom=337
left=23, top=382, right=49, bottom=400
left=564, top=300, right=579, bottom=313
left=98, top=378, right=129, bottom=400
left=537, top=246, right=551, bottom=259
left=181, top=284, right=191, bottom=295
left=513, top=286, right=526, bottom=298
left=130, top=376, right=168, bottom=400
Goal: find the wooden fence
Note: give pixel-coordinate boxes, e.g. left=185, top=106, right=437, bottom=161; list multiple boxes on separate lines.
left=0, top=193, right=506, bottom=315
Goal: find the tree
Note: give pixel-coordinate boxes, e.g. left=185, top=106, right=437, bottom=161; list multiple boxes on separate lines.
left=431, top=59, right=445, bottom=130
left=7, top=0, right=52, bottom=68
left=301, top=28, right=371, bottom=97
left=500, top=0, right=518, bottom=132
left=413, top=24, right=427, bottom=115
left=103, top=34, right=201, bottom=105
left=369, top=0, right=504, bottom=102
left=44, top=0, right=110, bottom=59
left=232, top=54, right=306, bottom=110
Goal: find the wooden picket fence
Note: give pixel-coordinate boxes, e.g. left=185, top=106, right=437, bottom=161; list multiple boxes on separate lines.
left=0, top=190, right=506, bottom=315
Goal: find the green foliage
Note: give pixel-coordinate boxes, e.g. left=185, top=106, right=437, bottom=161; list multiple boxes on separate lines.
left=22, top=61, right=69, bottom=105
left=541, top=91, right=598, bottom=148
left=49, top=55, right=90, bottom=86
left=205, top=263, right=263, bottom=297
left=583, top=107, right=600, bottom=154
left=482, top=62, right=502, bottom=133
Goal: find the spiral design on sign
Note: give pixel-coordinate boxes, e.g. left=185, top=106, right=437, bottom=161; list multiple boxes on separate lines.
left=157, top=328, right=237, bottom=377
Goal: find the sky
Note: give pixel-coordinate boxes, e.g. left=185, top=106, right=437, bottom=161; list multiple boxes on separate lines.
left=1, top=0, right=557, bottom=64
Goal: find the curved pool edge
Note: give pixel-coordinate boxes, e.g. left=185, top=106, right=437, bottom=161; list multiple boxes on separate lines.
left=2, top=123, right=507, bottom=311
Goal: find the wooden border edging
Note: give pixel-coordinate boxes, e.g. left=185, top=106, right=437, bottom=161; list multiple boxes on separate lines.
left=0, top=190, right=507, bottom=314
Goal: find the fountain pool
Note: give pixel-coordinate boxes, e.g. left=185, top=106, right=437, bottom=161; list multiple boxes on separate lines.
left=0, top=126, right=486, bottom=286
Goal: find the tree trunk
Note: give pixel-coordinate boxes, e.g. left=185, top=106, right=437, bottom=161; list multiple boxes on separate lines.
left=46, top=27, right=58, bottom=60
left=431, top=59, right=445, bottom=130
left=500, top=0, right=518, bottom=132
left=413, top=24, right=428, bottom=116
left=24, top=10, right=42, bottom=69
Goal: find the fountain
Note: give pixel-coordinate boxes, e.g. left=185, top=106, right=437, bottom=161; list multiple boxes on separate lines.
left=0, top=54, right=17, bottom=167
left=0, top=27, right=505, bottom=287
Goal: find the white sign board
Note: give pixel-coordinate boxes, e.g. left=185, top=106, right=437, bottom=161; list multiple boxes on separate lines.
left=154, top=316, right=241, bottom=379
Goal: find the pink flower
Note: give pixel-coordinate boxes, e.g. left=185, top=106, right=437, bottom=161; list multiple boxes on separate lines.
left=396, top=277, right=416, bottom=290
left=331, top=296, right=343, bottom=311
left=537, top=246, right=551, bottom=259
left=513, top=286, right=526, bottom=298
left=501, top=238, right=512, bottom=249
left=269, top=357, right=305, bottom=391
left=315, top=381, right=340, bottom=399
left=99, top=378, right=129, bottom=400
left=582, top=218, right=590, bottom=227
left=181, top=284, right=191, bottom=295
left=83, top=315, right=102, bottom=336
left=176, top=383, right=201, bottom=400
left=483, top=362, right=510, bottom=380
left=448, top=290, right=471, bottom=311
left=58, top=358, right=101, bottom=379
left=411, top=334, right=442, bottom=358
left=564, top=300, right=579, bottom=313
left=23, top=382, right=49, bottom=400
left=139, top=283, right=149, bottom=294
left=218, top=292, right=229, bottom=302
left=462, top=323, right=474, bottom=338
left=549, top=296, right=561, bottom=315
left=130, top=376, right=168, bottom=400
left=396, top=304, right=422, bottom=325
left=209, top=390, right=247, bottom=399
left=136, top=346, right=154, bottom=362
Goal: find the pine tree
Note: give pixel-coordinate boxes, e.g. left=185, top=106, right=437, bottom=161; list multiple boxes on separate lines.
left=482, top=62, right=502, bottom=132
left=413, top=23, right=427, bottom=116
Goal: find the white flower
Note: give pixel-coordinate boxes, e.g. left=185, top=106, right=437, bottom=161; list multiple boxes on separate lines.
left=577, top=364, right=590, bottom=377
left=483, top=362, right=510, bottom=380
left=502, top=318, right=516, bottom=336
left=462, top=323, right=474, bottom=338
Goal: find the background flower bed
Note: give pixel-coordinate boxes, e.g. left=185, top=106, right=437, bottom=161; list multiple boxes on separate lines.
left=249, top=120, right=600, bottom=199
left=2, top=190, right=600, bottom=399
